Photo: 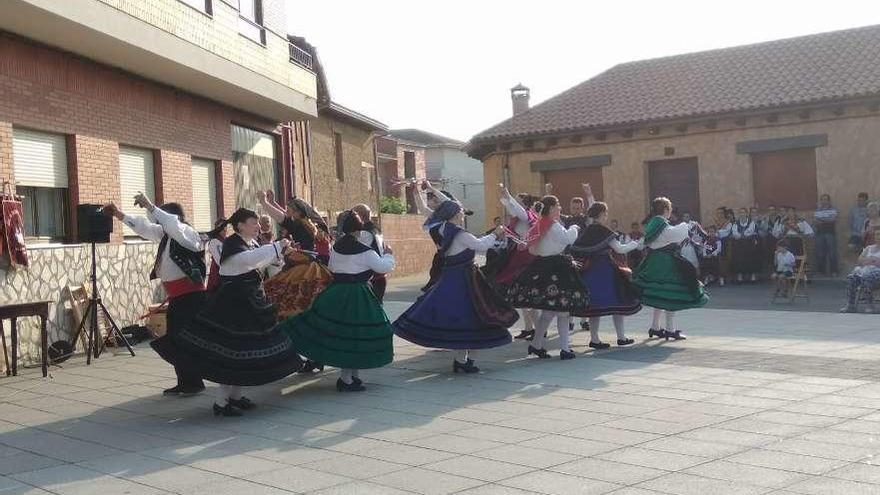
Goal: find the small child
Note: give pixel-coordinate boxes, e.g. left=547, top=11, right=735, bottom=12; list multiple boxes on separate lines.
left=773, top=240, right=796, bottom=296
left=700, top=226, right=722, bottom=285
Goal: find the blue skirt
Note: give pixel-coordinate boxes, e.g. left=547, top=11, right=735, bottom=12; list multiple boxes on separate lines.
left=572, top=255, right=641, bottom=317
left=394, top=250, right=517, bottom=349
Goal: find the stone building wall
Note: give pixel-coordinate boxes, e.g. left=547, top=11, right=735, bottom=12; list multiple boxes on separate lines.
left=308, top=114, right=378, bottom=219
left=378, top=214, right=433, bottom=279
left=1, top=243, right=158, bottom=369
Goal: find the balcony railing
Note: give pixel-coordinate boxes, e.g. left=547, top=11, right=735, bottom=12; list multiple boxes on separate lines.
left=289, top=42, right=314, bottom=71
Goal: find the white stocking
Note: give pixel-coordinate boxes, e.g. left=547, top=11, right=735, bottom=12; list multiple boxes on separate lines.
left=217, top=384, right=241, bottom=403
left=665, top=311, right=676, bottom=332
left=652, top=308, right=664, bottom=329
left=556, top=313, right=572, bottom=351
left=453, top=349, right=469, bottom=363
left=523, top=308, right=536, bottom=331
left=612, top=315, right=626, bottom=340
left=532, top=310, right=555, bottom=349
left=340, top=368, right=354, bottom=384
left=589, top=316, right=602, bottom=343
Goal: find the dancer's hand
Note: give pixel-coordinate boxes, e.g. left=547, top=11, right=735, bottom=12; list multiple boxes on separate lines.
left=493, top=226, right=505, bottom=238
left=133, top=192, right=154, bottom=211
left=102, top=202, right=124, bottom=220
left=256, top=190, right=267, bottom=203
left=498, top=184, right=510, bottom=200
left=384, top=244, right=393, bottom=255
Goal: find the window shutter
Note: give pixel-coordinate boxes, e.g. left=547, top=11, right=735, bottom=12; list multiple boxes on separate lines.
left=119, top=146, right=156, bottom=237
left=12, top=128, right=68, bottom=188
left=191, top=158, right=217, bottom=232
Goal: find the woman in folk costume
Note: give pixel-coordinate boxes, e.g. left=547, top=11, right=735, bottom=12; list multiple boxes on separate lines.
left=413, top=180, right=472, bottom=291
left=730, top=207, right=760, bottom=282
left=492, top=185, right=542, bottom=340
left=205, top=217, right=228, bottom=294
left=353, top=203, right=389, bottom=302
left=151, top=208, right=303, bottom=416
left=258, top=191, right=332, bottom=321
left=280, top=210, right=396, bottom=392
left=394, top=199, right=518, bottom=373
left=104, top=195, right=206, bottom=396
left=632, top=197, right=709, bottom=341
left=569, top=202, right=642, bottom=349
left=506, top=195, right=588, bottom=360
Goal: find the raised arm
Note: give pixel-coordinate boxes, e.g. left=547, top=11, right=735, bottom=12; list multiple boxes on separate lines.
left=258, top=190, right=287, bottom=224
left=120, top=213, right=165, bottom=242
left=412, top=180, right=431, bottom=215
left=499, top=184, right=529, bottom=223
left=151, top=206, right=202, bottom=251
left=582, top=183, right=595, bottom=208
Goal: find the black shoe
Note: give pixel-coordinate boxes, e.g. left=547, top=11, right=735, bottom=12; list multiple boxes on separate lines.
left=227, top=396, right=256, bottom=410
left=588, top=341, right=610, bottom=350
left=336, top=378, right=366, bottom=392
left=648, top=328, right=666, bottom=339
left=514, top=330, right=535, bottom=340
left=560, top=349, right=576, bottom=360
left=617, top=338, right=635, bottom=346
left=666, top=330, right=687, bottom=341
left=352, top=376, right=363, bottom=386
left=581, top=321, right=591, bottom=331
left=453, top=359, right=480, bottom=373
left=163, top=384, right=205, bottom=396
left=213, top=403, right=242, bottom=417
left=528, top=345, right=551, bottom=359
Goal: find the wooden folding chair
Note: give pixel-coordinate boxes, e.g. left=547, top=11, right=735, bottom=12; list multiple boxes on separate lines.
left=772, top=236, right=809, bottom=304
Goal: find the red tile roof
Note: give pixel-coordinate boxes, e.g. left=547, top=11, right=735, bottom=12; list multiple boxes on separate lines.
left=469, top=24, right=880, bottom=147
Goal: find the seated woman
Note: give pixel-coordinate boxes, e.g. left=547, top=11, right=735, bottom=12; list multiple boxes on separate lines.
left=840, top=239, right=880, bottom=313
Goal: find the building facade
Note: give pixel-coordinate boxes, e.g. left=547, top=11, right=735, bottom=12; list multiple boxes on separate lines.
left=390, top=129, right=486, bottom=231
left=0, top=0, right=317, bottom=361
left=468, top=25, right=880, bottom=265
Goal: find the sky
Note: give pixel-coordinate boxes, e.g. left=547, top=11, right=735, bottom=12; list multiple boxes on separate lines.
left=287, top=0, right=880, bottom=143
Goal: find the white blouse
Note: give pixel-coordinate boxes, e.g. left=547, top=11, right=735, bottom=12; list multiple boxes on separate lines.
left=645, top=221, right=690, bottom=250
left=501, top=196, right=531, bottom=237
left=122, top=207, right=202, bottom=283
left=530, top=221, right=579, bottom=257
left=219, top=235, right=285, bottom=276
left=329, top=249, right=396, bottom=275
left=443, top=224, right=497, bottom=256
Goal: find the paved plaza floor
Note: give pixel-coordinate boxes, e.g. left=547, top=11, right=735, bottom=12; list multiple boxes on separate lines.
left=2, top=297, right=880, bottom=494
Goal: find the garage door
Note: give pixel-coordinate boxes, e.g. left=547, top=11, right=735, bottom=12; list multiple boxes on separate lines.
left=543, top=167, right=604, bottom=215
left=648, top=157, right=701, bottom=221
left=751, top=148, right=817, bottom=211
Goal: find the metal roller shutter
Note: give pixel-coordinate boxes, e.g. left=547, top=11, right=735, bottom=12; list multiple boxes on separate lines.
left=12, top=128, right=68, bottom=188
left=191, top=158, right=217, bottom=232
left=119, top=146, right=156, bottom=237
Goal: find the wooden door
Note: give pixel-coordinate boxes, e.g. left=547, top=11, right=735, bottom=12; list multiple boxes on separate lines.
left=751, top=148, right=817, bottom=211
left=648, top=157, right=701, bottom=221
left=543, top=167, right=604, bottom=215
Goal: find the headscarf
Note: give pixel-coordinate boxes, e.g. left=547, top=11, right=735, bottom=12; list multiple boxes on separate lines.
left=423, top=200, right=463, bottom=231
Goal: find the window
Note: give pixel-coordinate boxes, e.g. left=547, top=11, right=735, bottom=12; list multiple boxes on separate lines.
left=118, top=146, right=156, bottom=238
left=238, top=0, right=265, bottom=45
left=334, top=132, right=344, bottom=181
left=12, top=128, right=69, bottom=240
left=232, top=125, right=277, bottom=212
left=191, top=158, right=218, bottom=232
left=178, top=0, right=212, bottom=15
left=751, top=148, right=818, bottom=211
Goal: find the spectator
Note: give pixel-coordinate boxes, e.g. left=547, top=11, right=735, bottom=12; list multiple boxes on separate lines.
left=849, top=192, right=870, bottom=251
left=840, top=236, right=880, bottom=313
left=700, top=225, right=722, bottom=285
left=813, top=194, right=839, bottom=277
left=257, top=214, right=274, bottom=246
left=772, top=239, right=797, bottom=298
left=864, top=201, right=880, bottom=247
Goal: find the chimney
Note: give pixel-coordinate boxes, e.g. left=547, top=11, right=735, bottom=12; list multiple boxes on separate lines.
left=511, top=83, right=530, bottom=116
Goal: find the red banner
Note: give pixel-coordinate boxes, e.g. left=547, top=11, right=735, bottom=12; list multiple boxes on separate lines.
left=1, top=182, right=29, bottom=268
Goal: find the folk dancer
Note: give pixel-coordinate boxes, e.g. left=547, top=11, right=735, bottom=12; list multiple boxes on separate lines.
left=569, top=202, right=642, bottom=349
left=506, top=196, right=588, bottom=360
left=104, top=196, right=206, bottom=396
left=632, top=197, right=709, bottom=341
left=280, top=210, right=396, bottom=391
left=150, top=208, right=304, bottom=416
left=730, top=207, right=759, bottom=282
left=394, top=199, right=517, bottom=373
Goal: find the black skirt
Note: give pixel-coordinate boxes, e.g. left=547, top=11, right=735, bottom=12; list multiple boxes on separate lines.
left=505, top=255, right=589, bottom=312
left=152, top=272, right=302, bottom=386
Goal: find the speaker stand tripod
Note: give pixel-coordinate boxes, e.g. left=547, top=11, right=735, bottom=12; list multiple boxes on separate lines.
left=73, top=241, right=135, bottom=364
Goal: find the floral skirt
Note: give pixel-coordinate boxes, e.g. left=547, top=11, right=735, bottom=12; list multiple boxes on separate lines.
left=264, top=259, right=332, bottom=319
left=505, top=255, right=589, bottom=312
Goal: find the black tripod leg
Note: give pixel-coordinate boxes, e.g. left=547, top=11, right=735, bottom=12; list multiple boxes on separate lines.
left=82, top=302, right=95, bottom=365
left=96, top=299, right=135, bottom=358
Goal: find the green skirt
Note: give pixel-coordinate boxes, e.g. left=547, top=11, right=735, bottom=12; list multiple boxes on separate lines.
left=632, top=249, right=709, bottom=311
left=279, top=282, right=393, bottom=369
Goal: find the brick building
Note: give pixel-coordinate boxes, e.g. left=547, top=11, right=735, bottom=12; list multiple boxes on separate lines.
left=285, top=37, right=388, bottom=222
left=468, top=25, right=880, bottom=264
left=0, top=0, right=317, bottom=357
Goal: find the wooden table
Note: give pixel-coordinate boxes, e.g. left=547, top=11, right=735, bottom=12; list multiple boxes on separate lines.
left=0, top=301, right=50, bottom=377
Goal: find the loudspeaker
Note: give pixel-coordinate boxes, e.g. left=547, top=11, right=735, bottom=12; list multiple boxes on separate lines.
left=77, top=204, right=113, bottom=243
